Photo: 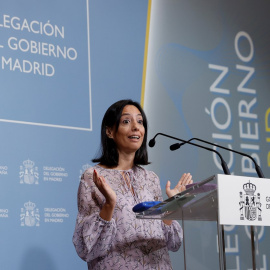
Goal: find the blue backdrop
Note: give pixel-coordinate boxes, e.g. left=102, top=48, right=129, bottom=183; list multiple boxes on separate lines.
left=1, top=0, right=270, bottom=269
left=0, top=1, right=148, bottom=269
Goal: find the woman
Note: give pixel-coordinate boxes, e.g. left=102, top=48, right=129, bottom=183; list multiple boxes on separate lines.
left=73, top=99, right=193, bottom=270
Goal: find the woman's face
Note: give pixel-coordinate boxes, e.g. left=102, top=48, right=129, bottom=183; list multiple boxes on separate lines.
left=107, top=105, right=145, bottom=154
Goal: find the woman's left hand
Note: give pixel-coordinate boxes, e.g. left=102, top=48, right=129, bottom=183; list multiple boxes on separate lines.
left=166, top=173, right=193, bottom=198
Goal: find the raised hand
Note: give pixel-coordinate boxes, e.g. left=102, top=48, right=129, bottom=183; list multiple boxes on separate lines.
left=166, top=173, right=193, bottom=198
left=93, top=169, right=117, bottom=221
left=93, top=169, right=116, bottom=206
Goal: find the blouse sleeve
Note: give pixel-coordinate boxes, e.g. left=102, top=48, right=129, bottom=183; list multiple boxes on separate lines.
left=148, top=170, right=183, bottom=252
left=72, top=169, right=117, bottom=262
left=161, top=220, right=183, bottom=252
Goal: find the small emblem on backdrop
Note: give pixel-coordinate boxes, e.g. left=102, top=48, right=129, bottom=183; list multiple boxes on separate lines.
left=20, top=201, right=40, bottom=227
left=20, top=159, right=39, bottom=184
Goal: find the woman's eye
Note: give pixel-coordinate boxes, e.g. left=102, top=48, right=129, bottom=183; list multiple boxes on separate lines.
left=138, top=120, right=143, bottom=125
left=122, top=119, right=130, bottom=124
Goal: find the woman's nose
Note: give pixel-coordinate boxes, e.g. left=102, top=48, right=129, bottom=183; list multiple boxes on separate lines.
left=132, top=121, right=139, bottom=130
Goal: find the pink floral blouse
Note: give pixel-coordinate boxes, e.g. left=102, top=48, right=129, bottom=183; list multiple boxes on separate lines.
left=73, top=165, right=182, bottom=270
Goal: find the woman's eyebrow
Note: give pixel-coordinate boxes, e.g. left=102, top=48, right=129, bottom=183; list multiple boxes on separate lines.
left=121, top=113, right=142, bottom=117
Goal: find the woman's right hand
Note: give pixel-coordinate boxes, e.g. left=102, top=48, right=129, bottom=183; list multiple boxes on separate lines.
left=93, top=169, right=116, bottom=221
left=93, top=169, right=116, bottom=206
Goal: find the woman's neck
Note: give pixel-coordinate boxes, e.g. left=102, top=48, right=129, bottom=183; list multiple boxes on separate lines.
left=98, top=151, right=136, bottom=171
left=100, top=149, right=133, bottom=170
left=114, top=151, right=135, bottom=170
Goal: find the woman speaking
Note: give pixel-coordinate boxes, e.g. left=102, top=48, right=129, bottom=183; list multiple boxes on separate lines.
left=73, top=99, right=193, bottom=269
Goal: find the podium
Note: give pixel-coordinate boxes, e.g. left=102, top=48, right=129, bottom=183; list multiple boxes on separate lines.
left=135, top=174, right=270, bottom=270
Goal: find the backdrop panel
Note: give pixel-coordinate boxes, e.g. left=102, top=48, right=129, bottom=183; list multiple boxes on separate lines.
left=143, top=0, right=270, bottom=269
left=0, top=1, right=148, bottom=269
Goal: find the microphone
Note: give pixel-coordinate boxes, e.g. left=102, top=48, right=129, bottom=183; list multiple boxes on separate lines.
left=170, top=142, right=184, bottom=151
left=149, top=133, right=231, bottom=175
left=170, top=138, right=265, bottom=178
left=148, top=137, right=156, bottom=148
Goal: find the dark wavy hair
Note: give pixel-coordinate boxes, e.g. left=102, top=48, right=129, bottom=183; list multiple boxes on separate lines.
left=92, top=99, right=150, bottom=167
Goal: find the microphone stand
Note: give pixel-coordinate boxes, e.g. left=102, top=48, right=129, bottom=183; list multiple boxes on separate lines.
left=149, top=132, right=228, bottom=270
left=170, top=137, right=264, bottom=178
left=149, top=132, right=231, bottom=175
left=170, top=137, right=263, bottom=270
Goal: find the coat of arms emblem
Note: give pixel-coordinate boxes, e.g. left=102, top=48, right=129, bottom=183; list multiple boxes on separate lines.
left=20, top=201, right=40, bottom=227
left=20, top=159, right=39, bottom=184
left=239, top=181, right=262, bottom=221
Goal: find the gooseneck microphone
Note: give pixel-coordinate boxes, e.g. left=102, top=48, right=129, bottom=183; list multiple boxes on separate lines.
left=148, top=137, right=157, bottom=148
left=170, top=137, right=265, bottom=178
left=149, top=132, right=231, bottom=175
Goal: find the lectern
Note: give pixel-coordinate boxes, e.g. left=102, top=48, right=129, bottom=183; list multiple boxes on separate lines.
left=135, top=174, right=270, bottom=270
